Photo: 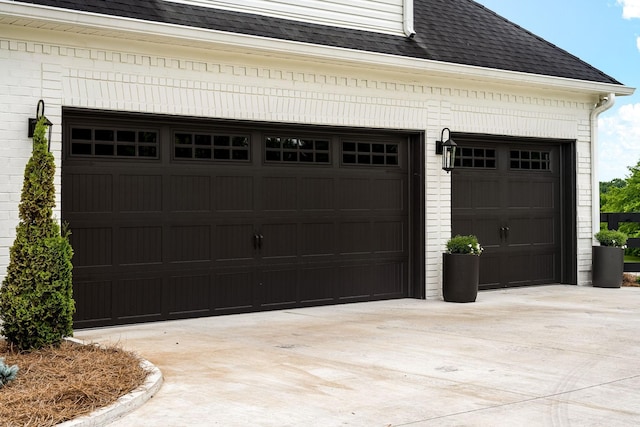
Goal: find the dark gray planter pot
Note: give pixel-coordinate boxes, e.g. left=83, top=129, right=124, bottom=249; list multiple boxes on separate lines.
left=443, top=253, right=479, bottom=302
left=592, top=246, right=624, bottom=288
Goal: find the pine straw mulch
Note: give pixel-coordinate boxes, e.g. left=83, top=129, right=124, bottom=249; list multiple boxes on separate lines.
left=623, top=273, right=640, bottom=287
left=0, top=339, right=149, bottom=427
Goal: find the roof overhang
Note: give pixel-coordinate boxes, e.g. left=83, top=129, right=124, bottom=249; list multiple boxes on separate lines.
left=0, top=1, right=635, bottom=98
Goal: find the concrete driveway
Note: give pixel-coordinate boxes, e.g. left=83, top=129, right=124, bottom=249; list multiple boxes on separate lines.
left=74, top=285, right=640, bottom=426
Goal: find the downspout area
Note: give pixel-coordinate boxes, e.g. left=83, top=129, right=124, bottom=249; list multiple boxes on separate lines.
left=403, top=0, right=416, bottom=38
left=590, top=93, right=616, bottom=241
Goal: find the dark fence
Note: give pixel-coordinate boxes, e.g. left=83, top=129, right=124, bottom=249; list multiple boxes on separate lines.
left=600, top=212, right=640, bottom=272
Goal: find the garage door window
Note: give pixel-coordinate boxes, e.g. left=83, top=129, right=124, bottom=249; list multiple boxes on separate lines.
left=510, top=150, right=550, bottom=170
left=454, top=147, right=496, bottom=169
left=342, top=142, right=398, bottom=166
left=174, top=133, right=250, bottom=161
left=265, top=137, right=330, bottom=163
left=70, top=128, right=158, bottom=158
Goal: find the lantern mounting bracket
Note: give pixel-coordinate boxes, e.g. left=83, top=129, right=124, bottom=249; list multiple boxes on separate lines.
left=28, top=99, right=52, bottom=138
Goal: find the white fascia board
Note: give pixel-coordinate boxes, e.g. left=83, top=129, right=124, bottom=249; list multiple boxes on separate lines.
left=0, top=0, right=635, bottom=98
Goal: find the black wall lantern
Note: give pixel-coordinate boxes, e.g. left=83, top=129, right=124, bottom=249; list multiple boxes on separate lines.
left=435, top=128, right=457, bottom=172
left=28, top=99, right=53, bottom=150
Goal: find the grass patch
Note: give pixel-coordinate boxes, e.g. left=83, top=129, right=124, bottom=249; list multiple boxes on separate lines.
left=624, top=255, right=640, bottom=263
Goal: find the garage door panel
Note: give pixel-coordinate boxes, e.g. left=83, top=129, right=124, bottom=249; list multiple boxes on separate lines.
left=65, top=173, right=113, bottom=213
left=118, top=175, right=162, bottom=212
left=508, top=180, right=556, bottom=208
left=118, top=226, right=163, bottom=266
left=336, top=261, right=405, bottom=299
left=301, top=222, right=335, bottom=257
left=260, top=268, right=298, bottom=307
left=73, top=279, right=113, bottom=327
left=372, top=178, right=404, bottom=211
left=531, top=182, right=555, bottom=208
left=301, top=177, right=334, bottom=211
left=298, top=266, right=336, bottom=303
left=338, top=178, right=371, bottom=211
left=338, top=264, right=375, bottom=300
left=374, top=221, right=405, bottom=254
left=508, top=217, right=534, bottom=246
left=532, top=218, right=555, bottom=245
left=214, top=223, right=256, bottom=262
left=504, top=251, right=555, bottom=285
left=70, top=227, right=113, bottom=268
left=370, top=262, right=406, bottom=296
left=452, top=177, right=500, bottom=210
left=452, top=177, right=472, bottom=210
left=262, top=176, right=298, bottom=212
left=507, top=216, right=556, bottom=246
left=339, top=221, right=372, bottom=254
left=170, top=175, right=211, bottom=212
left=478, top=254, right=501, bottom=289
left=477, top=218, right=503, bottom=249
left=167, top=274, right=210, bottom=316
left=472, top=179, right=501, bottom=209
left=168, top=225, right=211, bottom=263
left=113, top=277, right=163, bottom=321
left=261, top=223, right=298, bottom=259
left=505, top=253, right=531, bottom=285
left=453, top=217, right=502, bottom=249
left=214, top=176, right=254, bottom=212
left=213, top=270, right=255, bottom=312
left=530, top=252, right=556, bottom=282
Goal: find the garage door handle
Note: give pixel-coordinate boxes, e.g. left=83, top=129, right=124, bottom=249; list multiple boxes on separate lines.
left=500, top=227, right=510, bottom=240
left=253, top=233, right=264, bottom=250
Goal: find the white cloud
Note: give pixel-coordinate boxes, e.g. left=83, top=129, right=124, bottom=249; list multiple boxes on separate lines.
left=618, top=0, right=640, bottom=19
left=598, top=103, right=640, bottom=181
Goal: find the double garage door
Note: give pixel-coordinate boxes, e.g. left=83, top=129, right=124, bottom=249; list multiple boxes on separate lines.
left=62, top=111, right=420, bottom=328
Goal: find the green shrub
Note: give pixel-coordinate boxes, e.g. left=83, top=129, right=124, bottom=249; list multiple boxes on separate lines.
left=446, top=235, right=483, bottom=255
left=0, top=358, right=18, bottom=388
left=595, top=229, right=628, bottom=248
left=0, top=117, right=75, bottom=351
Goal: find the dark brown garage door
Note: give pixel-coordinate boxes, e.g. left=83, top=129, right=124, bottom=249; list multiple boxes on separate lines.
left=62, top=111, right=422, bottom=328
left=452, top=137, right=563, bottom=289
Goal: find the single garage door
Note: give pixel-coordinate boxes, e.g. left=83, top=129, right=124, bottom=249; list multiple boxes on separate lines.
left=62, top=111, right=420, bottom=328
left=452, top=137, right=565, bottom=289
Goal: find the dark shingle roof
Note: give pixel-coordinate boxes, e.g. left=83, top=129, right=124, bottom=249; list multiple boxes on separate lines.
left=14, top=0, right=622, bottom=85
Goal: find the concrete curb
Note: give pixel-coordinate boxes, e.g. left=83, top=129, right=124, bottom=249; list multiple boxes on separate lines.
left=57, top=338, right=163, bottom=427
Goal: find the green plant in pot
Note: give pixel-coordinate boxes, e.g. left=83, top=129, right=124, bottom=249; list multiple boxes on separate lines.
left=443, top=235, right=483, bottom=302
left=592, top=229, right=627, bottom=288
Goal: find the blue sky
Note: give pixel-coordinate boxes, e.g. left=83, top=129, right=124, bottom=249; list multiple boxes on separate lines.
left=475, top=0, right=640, bottom=182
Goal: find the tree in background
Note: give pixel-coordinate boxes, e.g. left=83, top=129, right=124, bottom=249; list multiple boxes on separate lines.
left=0, top=117, right=74, bottom=351
left=600, top=161, right=640, bottom=256
left=600, top=178, right=626, bottom=209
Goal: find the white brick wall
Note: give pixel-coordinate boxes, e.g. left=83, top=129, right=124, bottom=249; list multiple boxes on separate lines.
left=0, top=26, right=599, bottom=294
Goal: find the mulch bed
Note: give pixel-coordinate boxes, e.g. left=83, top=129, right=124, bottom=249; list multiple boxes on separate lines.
left=623, top=273, right=640, bottom=287
left=0, top=339, right=149, bottom=427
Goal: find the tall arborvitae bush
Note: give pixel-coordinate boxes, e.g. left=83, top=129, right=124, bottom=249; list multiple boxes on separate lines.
left=0, top=117, right=74, bottom=350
